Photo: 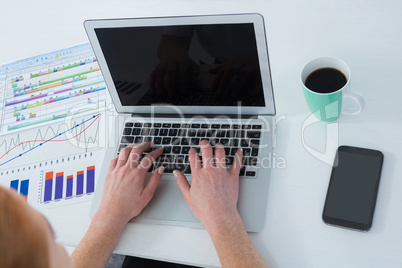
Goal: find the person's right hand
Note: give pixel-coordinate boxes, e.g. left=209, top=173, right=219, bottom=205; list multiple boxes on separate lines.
left=96, top=142, right=164, bottom=227
left=173, top=140, right=243, bottom=229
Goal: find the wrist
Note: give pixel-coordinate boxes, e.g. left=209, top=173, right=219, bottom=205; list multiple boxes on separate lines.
left=92, top=205, right=128, bottom=234
left=203, top=210, right=244, bottom=236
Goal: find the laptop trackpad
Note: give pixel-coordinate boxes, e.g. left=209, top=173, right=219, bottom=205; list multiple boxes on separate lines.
left=144, top=180, right=199, bottom=223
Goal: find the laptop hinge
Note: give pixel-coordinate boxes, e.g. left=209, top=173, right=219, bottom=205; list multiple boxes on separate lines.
left=131, top=113, right=263, bottom=119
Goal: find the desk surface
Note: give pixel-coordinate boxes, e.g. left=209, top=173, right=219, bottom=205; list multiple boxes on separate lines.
left=1, top=0, right=402, bottom=267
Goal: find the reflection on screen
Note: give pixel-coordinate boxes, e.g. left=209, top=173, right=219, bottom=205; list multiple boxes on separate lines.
left=95, top=23, right=265, bottom=107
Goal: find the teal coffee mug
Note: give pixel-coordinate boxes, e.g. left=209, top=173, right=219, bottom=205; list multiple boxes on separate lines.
left=301, top=57, right=364, bottom=122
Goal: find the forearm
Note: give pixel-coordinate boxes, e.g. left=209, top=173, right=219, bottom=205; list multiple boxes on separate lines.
left=205, top=213, right=268, bottom=268
left=70, top=210, right=126, bottom=268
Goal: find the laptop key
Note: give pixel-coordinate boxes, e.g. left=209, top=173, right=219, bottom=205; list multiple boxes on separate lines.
left=121, top=136, right=134, bottom=143
left=252, top=148, right=259, bottom=156
left=250, top=139, right=260, bottom=146
left=168, top=129, right=178, bottom=136
left=181, top=138, right=190, bottom=145
left=125, top=122, right=134, bottom=127
left=172, top=146, right=182, bottom=154
left=134, top=137, right=143, bottom=143
left=247, top=131, right=261, bottom=139
left=162, top=123, right=171, bottom=128
left=216, top=130, right=226, bottom=137
left=160, top=129, right=169, bottom=136
left=163, top=146, right=172, bottom=153
left=123, top=128, right=132, bottom=135
left=246, top=171, right=256, bottom=177
left=197, top=130, right=206, bottom=137
left=162, top=137, right=171, bottom=144
left=134, top=123, right=142, bottom=127
left=132, top=128, right=141, bottom=135
left=181, top=146, right=191, bottom=154
left=150, top=128, right=159, bottom=136
left=252, top=125, right=262, bottom=129
left=171, top=137, right=181, bottom=145
left=153, top=137, right=162, bottom=144
left=172, top=123, right=181, bottom=128
left=211, top=124, right=220, bottom=129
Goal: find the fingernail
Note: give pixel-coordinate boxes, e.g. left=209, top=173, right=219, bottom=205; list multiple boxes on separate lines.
left=158, top=166, right=165, bottom=175
left=173, top=170, right=179, bottom=178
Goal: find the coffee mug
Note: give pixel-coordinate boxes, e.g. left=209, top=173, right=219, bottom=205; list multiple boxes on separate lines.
left=301, top=56, right=364, bottom=122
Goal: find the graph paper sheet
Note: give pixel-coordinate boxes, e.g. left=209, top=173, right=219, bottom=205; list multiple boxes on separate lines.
left=0, top=150, right=105, bottom=210
left=0, top=44, right=112, bottom=170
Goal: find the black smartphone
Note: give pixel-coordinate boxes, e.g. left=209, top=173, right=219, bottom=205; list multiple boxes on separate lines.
left=322, top=145, right=384, bottom=231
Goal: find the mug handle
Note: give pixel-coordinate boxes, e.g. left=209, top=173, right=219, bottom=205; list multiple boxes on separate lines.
left=342, top=91, right=365, bottom=115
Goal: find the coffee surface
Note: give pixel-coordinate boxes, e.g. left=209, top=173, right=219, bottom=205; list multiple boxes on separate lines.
left=305, top=68, right=347, bottom=94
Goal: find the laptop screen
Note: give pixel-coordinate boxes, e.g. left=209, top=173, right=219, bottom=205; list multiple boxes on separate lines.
left=94, top=23, right=266, bottom=107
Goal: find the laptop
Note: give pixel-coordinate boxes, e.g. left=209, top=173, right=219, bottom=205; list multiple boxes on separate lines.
left=85, top=13, right=275, bottom=232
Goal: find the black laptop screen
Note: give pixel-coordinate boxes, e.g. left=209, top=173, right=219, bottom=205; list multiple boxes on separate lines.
left=95, top=23, right=265, bottom=107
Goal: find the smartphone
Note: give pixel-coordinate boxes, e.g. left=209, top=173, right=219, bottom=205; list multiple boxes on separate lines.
left=322, top=145, right=384, bottom=231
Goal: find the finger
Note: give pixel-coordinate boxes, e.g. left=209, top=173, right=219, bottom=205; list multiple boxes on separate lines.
left=142, top=166, right=165, bottom=202
left=214, top=143, right=226, bottom=169
left=138, top=148, right=163, bottom=175
left=173, top=170, right=190, bottom=201
left=189, top=147, right=201, bottom=170
left=230, top=148, right=243, bottom=175
left=116, top=144, right=135, bottom=168
left=200, top=140, right=213, bottom=168
left=127, top=142, right=154, bottom=168
left=108, top=156, right=118, bottom=172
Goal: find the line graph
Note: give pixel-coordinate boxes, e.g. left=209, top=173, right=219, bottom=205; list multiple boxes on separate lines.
left=0, top=113, right=102, bottom=167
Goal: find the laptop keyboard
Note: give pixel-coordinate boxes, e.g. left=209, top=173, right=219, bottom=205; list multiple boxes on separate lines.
left=118, top=122, right=262, bottom=177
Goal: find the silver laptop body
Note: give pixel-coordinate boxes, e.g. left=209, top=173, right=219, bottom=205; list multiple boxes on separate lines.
left=85, top=14, right=275, bottom=232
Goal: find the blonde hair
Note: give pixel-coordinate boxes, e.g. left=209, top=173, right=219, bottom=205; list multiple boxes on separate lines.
left=0, top=186, right=50, bottom=268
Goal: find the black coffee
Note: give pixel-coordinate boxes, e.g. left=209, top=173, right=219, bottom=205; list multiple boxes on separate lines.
left=305, top=68, right=347, bottom=94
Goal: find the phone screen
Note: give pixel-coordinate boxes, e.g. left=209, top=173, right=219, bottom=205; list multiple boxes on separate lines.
left=322, top=145, right=384, bottom=231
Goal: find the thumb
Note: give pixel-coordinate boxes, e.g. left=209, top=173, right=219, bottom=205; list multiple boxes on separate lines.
left=142, top=166, right=164, bottom=201
left=173, top=170, right=190, bottom=200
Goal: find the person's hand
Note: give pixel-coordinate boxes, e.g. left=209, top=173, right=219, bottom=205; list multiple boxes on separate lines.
left=149, top=59, right=200, bottom=98
left=96, top=142, right=164, bottom=227
left=174, top=140, right=243, bottom=229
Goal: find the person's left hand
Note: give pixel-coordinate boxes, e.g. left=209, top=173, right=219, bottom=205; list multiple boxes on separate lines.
left=96, top=142, right=164, bottom=227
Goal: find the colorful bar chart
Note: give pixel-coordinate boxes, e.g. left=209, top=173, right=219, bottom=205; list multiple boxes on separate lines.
left=44, top=172, right=53, bottom=202
left=42, top=165, right=95, bottom=203
left=9, top=179, right=29, bottom=200
left=77, top=170, right=84, bottom=195
left=66, top=175, right=73, bottom=198
left=55, top=172, right=64, bottom=200
left=87, top=166, right=95, bottom=194
left=10, top=179, right=19, bottom=191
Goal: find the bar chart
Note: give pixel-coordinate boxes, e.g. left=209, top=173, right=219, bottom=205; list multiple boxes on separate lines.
left=0, top=150, right=104, bottom=209
left=42, top=165, right=96, bottom=203
left=10, top=178, right=30, bottom=200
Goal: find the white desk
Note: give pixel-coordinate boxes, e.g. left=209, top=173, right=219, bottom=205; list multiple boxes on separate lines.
left=1, top=0, right=402, bottom=267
